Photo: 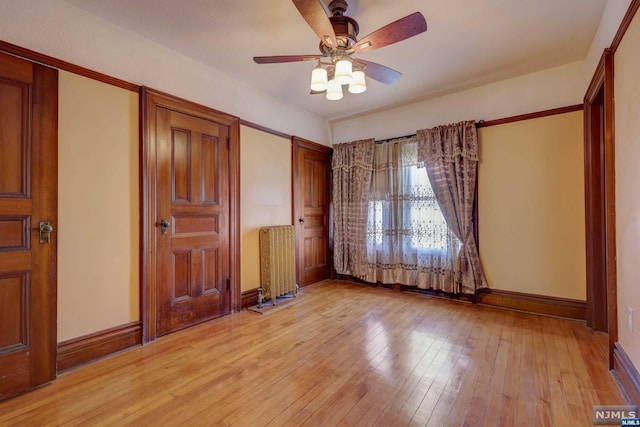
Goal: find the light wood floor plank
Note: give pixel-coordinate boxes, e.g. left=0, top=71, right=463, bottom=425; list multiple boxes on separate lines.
left=433, top=307, right=498, bottom=426
left=465, top=308, right=503, bottom=426
left=478, top=311, right=514, bottom=427
left=370, top=299, right=460, bottom=426
left=541, top=316, right=574, bottom=426
left=411, top=310, right=475, bottom=425
left=0, top=281, right=625, bottom=426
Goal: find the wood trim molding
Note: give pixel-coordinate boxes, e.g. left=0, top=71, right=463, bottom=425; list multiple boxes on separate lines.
left=583, top=50, right=605, bottom=333
left=477, top=288, right=586, bottom=321
left=240, top=119, right=291, bottom=140
left=229, top=119, right=242, bottom=314
left=292, top=136, right=333, bottom=153
left=585, top=51, right=607, bottom=104
left=57, top=321, right=142, bottom=373
left=142, top=87, right=240, bottom=127
left=477, top=105, right=583, bottom=128
left=0, top=39, right=139, bottom=92
left=613, top=342, right=640, bottom=406
left=141, top=87, right=241, bottom=342
left=241, top=288, right=260, bottom=310
left=610, top=0, right=640, bottom=53
left=583, top=49, right=617, bottom=366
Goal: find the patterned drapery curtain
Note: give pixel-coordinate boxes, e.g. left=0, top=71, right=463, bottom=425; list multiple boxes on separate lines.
left=362, top=137, right=462, bottom=291
left=416, top=121, right=486, bottom=294
left=332, top=139, right=375, bottom=276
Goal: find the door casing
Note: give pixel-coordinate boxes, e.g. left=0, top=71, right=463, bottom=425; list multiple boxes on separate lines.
left=584, top=49, right=617, bottom=367
left=141, top=88, right=240, bottom=342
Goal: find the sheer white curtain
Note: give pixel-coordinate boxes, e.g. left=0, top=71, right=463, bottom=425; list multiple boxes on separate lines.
left=361, top=137, right=462, bottom=292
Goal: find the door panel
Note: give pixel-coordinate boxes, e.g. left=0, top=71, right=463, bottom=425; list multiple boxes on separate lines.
left=293, top=137, right=332, bottom=286
left=0, top=52, right=57, bottom=400
left=156, top=108, right=230, bottom=336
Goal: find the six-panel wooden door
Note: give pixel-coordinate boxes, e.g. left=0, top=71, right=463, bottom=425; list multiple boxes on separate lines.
left=293, top=137, right=332, bottom=287
left=0, top=52, right=58, bottom=400
left=154, top=107, right=232, bottom=336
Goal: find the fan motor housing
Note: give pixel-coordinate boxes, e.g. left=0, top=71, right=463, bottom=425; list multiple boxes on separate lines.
left=319, top=15, right=359, bottom=54
left=331, top=15, right=359, bottom=46
left=317, top=0, right=359, bottom=52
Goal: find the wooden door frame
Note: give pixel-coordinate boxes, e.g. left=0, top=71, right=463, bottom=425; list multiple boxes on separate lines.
left=141, top=88, right=241, bottom=343
left=292, top=136, right=333, bottom=285
left=584, top=49, right=617, bottom=366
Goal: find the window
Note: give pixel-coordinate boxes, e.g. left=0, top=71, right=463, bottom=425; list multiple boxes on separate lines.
left=407, top=166, right=451, bottom=251
left=366, top=139, right=457, bottom=254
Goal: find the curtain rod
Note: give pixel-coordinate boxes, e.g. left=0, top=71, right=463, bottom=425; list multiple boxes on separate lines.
left=375, top=121, right=485, bottom=144
left=375, top=133, right=416, bottom=144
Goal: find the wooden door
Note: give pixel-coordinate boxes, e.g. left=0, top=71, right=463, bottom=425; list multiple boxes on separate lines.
left=293, top=137, right=332, bottom=286
left=143, top=89, right=239, bottom=339
left=0, top=52, right=57, bottom=400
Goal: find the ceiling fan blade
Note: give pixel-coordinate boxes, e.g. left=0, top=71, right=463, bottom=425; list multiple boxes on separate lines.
left=310, top=90, right=325, bottom=95
left=354, top=59, right=402, bottom=85
left=254, top=55, right=321, bottom=64
left=292, top=0, right=338, bottom=48
left=352, top=12, right=427, bottom=54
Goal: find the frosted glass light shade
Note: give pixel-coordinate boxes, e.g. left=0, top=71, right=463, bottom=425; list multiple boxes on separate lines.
left=348, top=70, right=366, bottom=94
left=326, top=79, right=343, bottom=100
left=310, top=67, right=328, bottom=92
left=334, top=59, right=353, bottom=85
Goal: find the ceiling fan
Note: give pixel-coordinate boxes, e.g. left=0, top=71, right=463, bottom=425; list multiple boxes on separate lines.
left=253, top=0, right=427, bottom=99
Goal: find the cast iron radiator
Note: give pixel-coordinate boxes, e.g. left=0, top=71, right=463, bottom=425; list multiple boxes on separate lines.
left=258, top=225, right=299, bottom=307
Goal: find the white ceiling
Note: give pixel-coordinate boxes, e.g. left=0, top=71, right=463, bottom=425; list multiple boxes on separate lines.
left=64, top=0, right=606, bottom=121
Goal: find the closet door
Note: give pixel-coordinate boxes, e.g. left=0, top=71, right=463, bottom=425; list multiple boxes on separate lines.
left=293, top=137, right=332, bottom=286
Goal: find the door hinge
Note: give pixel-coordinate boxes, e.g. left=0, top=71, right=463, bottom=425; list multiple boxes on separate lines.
left=226, top=136, right=230, bottom=150
left=226, top=278, right=231, bottom=291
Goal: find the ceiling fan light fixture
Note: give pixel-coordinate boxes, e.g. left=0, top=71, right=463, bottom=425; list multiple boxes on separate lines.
left=310, top=66, right=328, bottom=91
left=348, top=70, right=366, bottom=94
left=255, top=0, right=426, bottom=100
left=326, top=79, right=343, bottom=100
left=334, top=59, right=353, bottom=85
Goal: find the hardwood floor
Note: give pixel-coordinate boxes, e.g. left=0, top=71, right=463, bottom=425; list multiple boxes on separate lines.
left=0, top=281, right=624, bottom=426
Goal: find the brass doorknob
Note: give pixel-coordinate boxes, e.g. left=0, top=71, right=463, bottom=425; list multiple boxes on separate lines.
left=39, top=221, right=54, bottom=243
left=160, top=219, right=171, bottom=235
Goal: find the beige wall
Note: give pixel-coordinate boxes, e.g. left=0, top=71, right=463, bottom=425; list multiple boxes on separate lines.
left=614, top=9, right=640, bottom=370
left=57, top=80, right=290, bottom=338
left=240, top=126, right=292, bottom=292
left=331, top=60, right=587, bottom=143
left=58, top=71, right=139, bottom=342
left=478, top=111, right=586, bottom=300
